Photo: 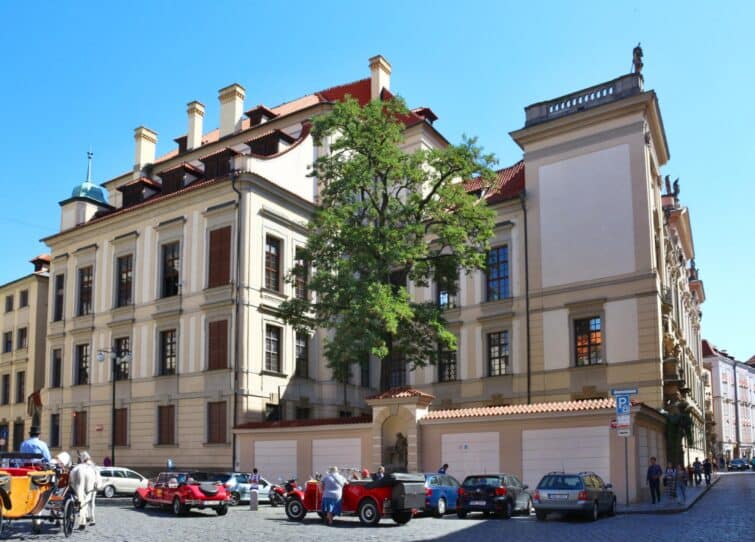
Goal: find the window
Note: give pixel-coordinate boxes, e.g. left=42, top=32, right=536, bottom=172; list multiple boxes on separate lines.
left=19, top=290, right=28, bottom=308
left=339, top=410, right=352, bottom=418
left=17, top=327, right=27, bottom=350
left=575, top=316, right=602, bottom=366
left=116, top=254, right=133, bottom=307
left=438, top=346, right=458, bottom=382
left=208, top=226, right=231, bottom=288
left=436, top=263, right=458, bottom=310
left=15, top=371, right=24, bottom=403
left=265, top=403, right=281, bottom=421
left=77, top=266, right=93, bottom=315
left=265, top=325, right=281, bottom=373
left=295, top=333, right=308, bottom=378
left=114, top=408, right=128, bottom=446
left=207, top=401, right=227, bottom=444
left=159, top=330, right=177, bottom=376
left=75, top=344, right=90, bottom=385
left=487, top=331, right=510, bottom=376
left=72, top=410, right=87, bottom=447
left=295, top=407, right=310, bottom=420
left=12, top=422, right=24, bottom=451
left=114, top=337, right=130, bottom=380
left=161, top=242, right=180, bottom=297
left=4, top=295, right=12, bottom=313
left=385, top=354, right=406, bottom=389
left=157, top=405, right=175, bottom=445
left=294, top=247, right=308, bottom=300
left=51, top=349, right=62, bottom=387
left=485, top=246, right=510, bottom=301
left=264, top=236, right=281, bottom=291
left=1, top=375, right=9, bottom=405
left=0, top=424, right=6, bottom=451
left=50, top=414, right=60, bottom=448
left=2, top=332, right=11, bottom=353
left=53, top=274, right=65, bottom=321
left=207, top=320, right=228, bottom=370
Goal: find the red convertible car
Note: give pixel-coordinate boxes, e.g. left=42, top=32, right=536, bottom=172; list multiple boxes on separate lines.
left=285, top=472, right=425, bottom=525
left=133, top=471, right=230, bottom=516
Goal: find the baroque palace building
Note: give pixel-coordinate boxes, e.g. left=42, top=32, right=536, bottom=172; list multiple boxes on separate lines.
left=39, top=53, right=706, bottom=501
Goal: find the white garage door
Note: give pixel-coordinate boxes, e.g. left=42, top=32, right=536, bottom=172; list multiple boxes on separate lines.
left=254, top=440, right=297, bottom=481
left=522, top=427, right=609, bottom=489
left=312, top=438, right=362, bottom=477
left=441, top=432, right=499, bottom=482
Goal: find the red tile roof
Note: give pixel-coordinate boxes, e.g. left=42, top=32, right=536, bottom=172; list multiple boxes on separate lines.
left=702, top=340, right=715, bottom=357
left=465, top=161, right=525, bottom=204
left=423, top=398, right=620, bottom=421
left=235, top=414, right=371, bottom=430
left=367, top=387, right=435, bottom=401
left=117, top=176, right=162, bottom=190
left=31, top=253, right=51, bottom=263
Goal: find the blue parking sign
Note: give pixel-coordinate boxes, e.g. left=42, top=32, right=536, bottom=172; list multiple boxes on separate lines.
left=616, top=394, right=631, bottom=415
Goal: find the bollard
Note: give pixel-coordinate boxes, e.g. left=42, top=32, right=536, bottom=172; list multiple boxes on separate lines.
left=249, top=489, right=259, bottom=511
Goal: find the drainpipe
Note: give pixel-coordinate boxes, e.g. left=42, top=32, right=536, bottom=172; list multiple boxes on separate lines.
left=230, top=171, right=243, bottom=470
left=519, top=189, right=531, bottom=404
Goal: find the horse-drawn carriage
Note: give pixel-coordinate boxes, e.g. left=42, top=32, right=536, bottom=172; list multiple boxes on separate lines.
left=0, top=452, right=78, bottom=537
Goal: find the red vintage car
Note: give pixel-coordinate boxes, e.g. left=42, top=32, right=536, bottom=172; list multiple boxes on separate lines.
left=133, top=471, right=230, bottom=516
left=285, top=472, right=425, bottom=525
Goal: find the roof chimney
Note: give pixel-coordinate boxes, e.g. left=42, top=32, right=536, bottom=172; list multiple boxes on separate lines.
left=187, top=101, right=205, bottom=150
left=218, top=83, right=246, bottom=138
left=369, top=55, right=391, bottom=100
left=134, top=126, right=157, bottom=173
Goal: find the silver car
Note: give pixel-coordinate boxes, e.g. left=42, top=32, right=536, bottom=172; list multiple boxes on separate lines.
left=97, top=466, right=149, bottom=498
left=532, top=471, right=616, bottom=521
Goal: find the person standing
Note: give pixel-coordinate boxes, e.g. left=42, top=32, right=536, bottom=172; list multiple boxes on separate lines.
left=646, top=457, right=663, bottom=504
left=19, top=426, right=51, bottom=462
left=249, top=468, right=261, bottom=488
left=437, top=464, right=449, bottom=475
left=692, top=458, right=702, bottom=486
left=321, top=466, right=348, bottom=526
left=663, top=463, right=676, bottom=501
left=675, top=463, right=687, bottom=505
left=703, top=457, right=712, bottom=485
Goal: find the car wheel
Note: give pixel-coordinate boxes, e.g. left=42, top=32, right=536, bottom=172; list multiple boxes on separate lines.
left=285, top=498, right=306, bottom=521
left=608, top=498, right=617, bottom=517
left=216, top=505, right=228, bottom=516
left=535, top=510, right=547, bottom=521
left=103, top=485, right=116, bottom=499
left=524, top=498, right=533, bottom=516
left=587, top=502, right=599, bottom=522
left=172, top=497, right=185, bottom=516
left=392, top=510, right=413, bottom=525
left=132, top=492, right=146, bottom=509
left=457, top=509, right=468, bottom=519
left=229, top=492, right=240, bottom=506
left=358, top=499, right=380, bottom=526
left=434, top=497, right=447, bottom=518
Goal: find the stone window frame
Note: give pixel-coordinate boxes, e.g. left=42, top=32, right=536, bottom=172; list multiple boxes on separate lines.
left=155, top=217, right=185, bottom=300
left=568, top=300, right=607, bottom=368
left=264, top=323, right=283, bottom=374
left=74, top=343, right=90, bottom=386
left=157, top=328, right=178, bottom=377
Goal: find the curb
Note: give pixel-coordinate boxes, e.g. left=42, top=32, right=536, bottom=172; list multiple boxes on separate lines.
left=618, top=475, right=720, bottom=515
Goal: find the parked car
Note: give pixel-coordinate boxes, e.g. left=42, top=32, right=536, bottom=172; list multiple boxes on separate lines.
left=728, top=459, right=750, bottom=471
left=188, top=472, right=272, bottom=505
left=532, top=471, right=616, bottom=521
left=286, top=472, right=425, bottom=525
left=456, top=473, right=531, bottom=519
left=424, top=473, right=460, bottom=516
left=97, top=467, right=149, bottom=498
left=133, top=471, right=230, bottom=516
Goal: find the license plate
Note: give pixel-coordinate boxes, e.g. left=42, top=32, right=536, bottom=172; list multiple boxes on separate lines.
left=203, top=501, right=220, bottom=506
left=469, top=500, right=486, bottom=506
left=548, top=494, right=569, bottom=500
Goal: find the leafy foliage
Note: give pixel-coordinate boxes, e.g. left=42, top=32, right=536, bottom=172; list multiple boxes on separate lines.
left=279, top=96, right=497, bottom=388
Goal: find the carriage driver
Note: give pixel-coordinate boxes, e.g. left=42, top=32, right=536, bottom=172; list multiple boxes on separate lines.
left=20, top=426, right=51, bottom=462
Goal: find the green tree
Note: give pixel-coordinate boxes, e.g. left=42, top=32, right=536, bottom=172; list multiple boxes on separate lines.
left=280, top=96, right=497, bottom=391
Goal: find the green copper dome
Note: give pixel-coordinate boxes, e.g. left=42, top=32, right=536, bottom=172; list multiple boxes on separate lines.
left=71, top=179, right=108, bottom=204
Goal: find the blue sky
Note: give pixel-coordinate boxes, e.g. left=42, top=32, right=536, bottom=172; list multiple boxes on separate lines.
left=0, top=1, right=752, bottom=359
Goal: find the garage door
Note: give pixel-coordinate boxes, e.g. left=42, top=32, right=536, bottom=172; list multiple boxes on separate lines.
left=312, top=438, right=362, bottom=477
left=441, top=432, right=499, bottom=482
left=254, top=440, right=297, bottom=481
left=522, top=427, right=609, bottom=489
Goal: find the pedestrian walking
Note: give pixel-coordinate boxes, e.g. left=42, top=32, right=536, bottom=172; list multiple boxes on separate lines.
left=686, top=463, right=694, bottom=487
left=663, top=463, right=676, bottom=501
left=675, top=463, right=687, bottom=504
left=321, top=466, right=348, bottom=526
left=437, top=463, right=448, bottom=474
left=693, top=457, right=702, bottom=486
left=646, top=456, right=663, bottom=504
left=703, top=457, right=712, bottom=485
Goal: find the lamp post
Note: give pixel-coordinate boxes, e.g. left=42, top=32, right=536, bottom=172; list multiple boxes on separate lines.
left=96, top=348, right=131, bottom=467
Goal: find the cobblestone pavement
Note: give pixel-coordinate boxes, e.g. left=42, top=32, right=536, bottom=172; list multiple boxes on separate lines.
left=2, top=473, right=752, bottom=541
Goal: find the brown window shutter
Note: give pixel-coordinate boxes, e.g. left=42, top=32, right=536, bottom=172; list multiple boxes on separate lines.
left=208, top=226, right=231, bottom=288
left=114, top=408, right=128, bottom=446
left=74, top=411, right=88, bottom=447
left=207, top=401, right=226, bottom=444
left=158, top=405, right=175, bottom=445
left=208, top=320, right=228, bottom=370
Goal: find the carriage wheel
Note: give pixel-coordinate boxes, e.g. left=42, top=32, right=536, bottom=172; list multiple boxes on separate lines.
left=63, top=499, right=76, bottom=538
left=32, top=518, right=43, bottom=534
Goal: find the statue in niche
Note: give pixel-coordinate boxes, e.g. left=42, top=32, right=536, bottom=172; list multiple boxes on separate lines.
left=633, top=43, right=644, bottom=74
left=391, top=432, right=408, bottom=470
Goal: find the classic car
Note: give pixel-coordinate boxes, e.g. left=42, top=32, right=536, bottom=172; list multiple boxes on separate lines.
left=133, top=471, right=230, bottom=516
left=285, top=472, right=425, bottom=525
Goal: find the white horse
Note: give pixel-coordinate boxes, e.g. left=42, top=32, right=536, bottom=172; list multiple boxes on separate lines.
left=68, top=452, right=102, bottom=529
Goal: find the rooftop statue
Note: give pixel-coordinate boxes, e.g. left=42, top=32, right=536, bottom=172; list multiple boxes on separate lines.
left=633, top=43, right=644, bottom=74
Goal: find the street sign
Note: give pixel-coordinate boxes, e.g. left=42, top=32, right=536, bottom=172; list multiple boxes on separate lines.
left=611, top=387, right=638, bottom=396
left=615, top=394, right=631, bottom=415
left=610, top=419, right=617, bottom=428
left=618, top=427, right=631, bottom=437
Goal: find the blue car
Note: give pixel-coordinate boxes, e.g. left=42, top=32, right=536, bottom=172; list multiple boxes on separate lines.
left=424, top=473, right=461, bottom=517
